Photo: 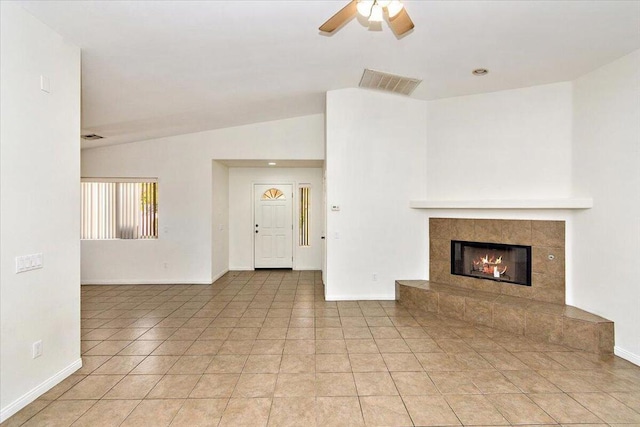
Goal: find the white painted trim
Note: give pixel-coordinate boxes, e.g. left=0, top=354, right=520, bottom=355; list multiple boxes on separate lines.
left=228, top=266, right=254, bottom=271
left=0, top=358, right=82, bottom=423
left=409, top=198, right=593, bottom=209
left=614, top=346, right=640, bottom=367
left=81, top=279, right=212, bottom=285
left=211, top=269, right=229, bottom=283
left=325, top=294, right=395, bottom=301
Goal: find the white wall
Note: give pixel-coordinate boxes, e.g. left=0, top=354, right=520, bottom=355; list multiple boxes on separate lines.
left=228, top=168, right=324, bottom=270
left=212, top=161, right=229, bottom=281
left=426, top=82, right=573, bottom=200
left=572, top=50, right=640, bottom=364
left=325, top=88, right=428, bottom=300
left=81, top=114, right=324, bottom=284
left=0, top=2, right=81, bottom=421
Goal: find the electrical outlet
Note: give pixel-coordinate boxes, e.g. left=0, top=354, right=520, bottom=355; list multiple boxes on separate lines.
left=33, top=340, right=43, bottom=359
left=372, top=273, right=378, bottom=281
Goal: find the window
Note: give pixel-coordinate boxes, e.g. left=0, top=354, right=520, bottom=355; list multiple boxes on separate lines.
left=81, top=179, right=158, bottom=239
left=261, top=188, right=285, bottom=200
left=299, top=186, right=310, bottom=246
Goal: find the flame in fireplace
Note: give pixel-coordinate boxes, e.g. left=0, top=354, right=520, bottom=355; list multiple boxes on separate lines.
left=473, top=254, right=508, bottom=275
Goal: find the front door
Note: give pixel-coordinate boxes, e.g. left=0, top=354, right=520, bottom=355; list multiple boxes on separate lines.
left=254, top=184, right=293, bottom=268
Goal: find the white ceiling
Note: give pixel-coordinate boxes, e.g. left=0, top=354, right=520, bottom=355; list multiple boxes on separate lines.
left=18, top=0, right=640, bottom=149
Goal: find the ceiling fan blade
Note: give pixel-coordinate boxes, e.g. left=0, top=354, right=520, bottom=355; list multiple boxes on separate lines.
left=319, top=0, right=358, bottom=33
left=388, top=7, right=414, bottom=36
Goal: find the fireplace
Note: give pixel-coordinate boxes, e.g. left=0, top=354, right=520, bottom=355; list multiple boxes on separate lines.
left=451, top=240, right=532, bottom=286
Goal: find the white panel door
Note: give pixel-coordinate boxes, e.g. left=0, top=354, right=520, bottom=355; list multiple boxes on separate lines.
left=254, top=184, right=293, bottom=268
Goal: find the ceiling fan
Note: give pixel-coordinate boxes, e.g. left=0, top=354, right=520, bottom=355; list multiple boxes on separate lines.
left=319, top=0, right=414, bottom=36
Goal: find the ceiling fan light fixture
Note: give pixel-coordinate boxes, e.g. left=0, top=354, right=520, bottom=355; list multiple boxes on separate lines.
left=387, top=0, right=404, bottom=18
left=369, top=4, right=384, bottom=22
left=356, top=0, right=374, bottom=17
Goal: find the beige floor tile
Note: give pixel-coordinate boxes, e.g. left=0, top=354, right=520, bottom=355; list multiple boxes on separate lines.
left=391, top=371, right=439, bottom=395
left=243, top=355, right=282, bottom=373
left=185, top=340, right=224, bottom=356
left=283, top=339, right=315, bottom=354
left=148, top=374, right=201, bottom=398
left=93, top=355, right=145, bottom=374
left=1, top=400, right=50, bottom=427
left=199, top=327, right=233, bottom=340
left=366, top=317, right=394, bottom=327
left=77, top=356, right=111, bottom=375
left=59, top=375, right=123, bottom=400
left=118, top=340, right=163, bottom=356
left=84, top=341, right=132, bottom=356
left=316, top=396, right=365, bottom=426
left=233, top=373, right=277, bottom=397
left=501, top=369, right=562, bottom=393
left=279, top=354, right=315, bottom=373
left=274, top=373, right=315, bottom=397
left=382, top=353, right=423, bottom=371
left=104, top=374, right=162, bottom=399
left=529, top=393, right=603, bottom=424
left=537, top=369, right=601, bottom=392
left=375, top=338, right=411, bottom=353
left=469, top=370, right=521, bottom=393
left=228, top=327, right=260, bottom=341
left=316, top=339, right=347, bottom=354
left=353, top=372, right=398, bottom=396
left=404, top=338, right=443, bottom=353
left=341, top=317, right=368, bottom=327
left=257, top=327, right=288, bottom=340
left=480, top=351, right=531, bottom=370
left=22, top=400, right=95, bottom=427
left=168, top=355, right=214, bottom=374
left=206, top=354, right=248, bottom=373
left=71, top=399, right=140, bottom=427
left=370, top=327, right=402, bottom=340
left=131, top=355, right=179, bottom=375
left=429, top=370, right=481, bottom=394
left=316, top=353, right=351, bottom=372
left=402, top=395, right=461, bottom=426
left=342, top=327, right=372, bottom=339
left=268, top=397, right=315, bottom=427
left=286, top=327, right=314, bottom=340
left=349, top=353, right=388, bottom=372
left=609, top=390, right=640, bottom=412
left=152, top=340, right=194, bottom=356
left=190, top=374, right=240, bottom=398
left=445, top=394, right=509, bottom=425
left=170, top=398, right=227, bottom=427
left=108, top=328, right=149, bottom=341
left=569, top=392, right=640, bottom=423
left=250, top=339, right=285, bottom=355
left=486, top=393, right=557, bottom=425
left=316, top=372, right=357, bottom=396
left=121, top=399, right=183, bottom=427
left=218, top=340, right=254, bottom=355
left=346, top=339, right=380, bottom=354
left=514, top=351, right=567, bottom=370
left=219, top=397, right=271, bottom=427
left=360, top=395, right=412, bottom=426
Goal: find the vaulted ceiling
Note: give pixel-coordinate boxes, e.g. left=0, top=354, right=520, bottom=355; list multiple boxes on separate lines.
left=18, top=1, right=640, bottom=148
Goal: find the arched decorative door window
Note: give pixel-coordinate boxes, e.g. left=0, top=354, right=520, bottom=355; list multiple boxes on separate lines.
left=261, top=188, right=285, bottom=200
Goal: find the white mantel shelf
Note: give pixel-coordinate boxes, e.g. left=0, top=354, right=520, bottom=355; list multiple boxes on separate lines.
left=409, top=198, right=593, bottom=210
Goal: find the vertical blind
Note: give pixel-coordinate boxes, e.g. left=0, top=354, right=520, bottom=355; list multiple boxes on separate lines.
left=81, top=180, right=158, bottom=239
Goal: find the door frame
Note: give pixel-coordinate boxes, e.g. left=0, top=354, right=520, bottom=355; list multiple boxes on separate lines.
left=252, top=182, right=295, bottom=269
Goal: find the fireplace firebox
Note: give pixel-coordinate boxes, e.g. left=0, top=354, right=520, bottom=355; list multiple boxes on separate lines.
left=451, top=240, right=531, bottom=286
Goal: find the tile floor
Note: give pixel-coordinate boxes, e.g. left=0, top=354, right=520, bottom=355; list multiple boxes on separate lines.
left=3, top=270, right=640, bottom=426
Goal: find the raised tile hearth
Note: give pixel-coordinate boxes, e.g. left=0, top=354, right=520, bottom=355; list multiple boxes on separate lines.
left=397, top=217, right=615, bottom=355
left=397, top=280, right=614, bottom=354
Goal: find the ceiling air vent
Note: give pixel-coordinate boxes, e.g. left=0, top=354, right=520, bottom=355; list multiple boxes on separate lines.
left=359, top=69, right=422, bottom=96
left=81, top=134, right=104, bottom=141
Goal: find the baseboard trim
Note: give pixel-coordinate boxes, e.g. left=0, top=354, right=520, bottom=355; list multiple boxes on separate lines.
left=81, top=279, right=213, bottom=285
left=324, top=294, right=395, bottom=301
left=228, top=267, right=254, bottom=271
left=614, top=346, right=640, bottom=367
left=0, top=358, right=82, bottom=423
left=211, top=269, right=229, bottom=283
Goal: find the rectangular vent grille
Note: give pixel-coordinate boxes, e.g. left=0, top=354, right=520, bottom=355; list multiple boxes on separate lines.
left=359, top=69, right=421, bottom=96
left=81, top=134, right=104, bottom=140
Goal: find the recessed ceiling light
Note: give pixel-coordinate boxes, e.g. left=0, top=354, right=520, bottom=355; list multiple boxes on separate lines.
left=268, top=162, right=276, bottom=166
left=472, top=68, right=489, bottom=76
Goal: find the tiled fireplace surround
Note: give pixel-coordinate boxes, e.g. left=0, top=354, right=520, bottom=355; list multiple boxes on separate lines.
left=397, top=218, right=614, bottom=354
